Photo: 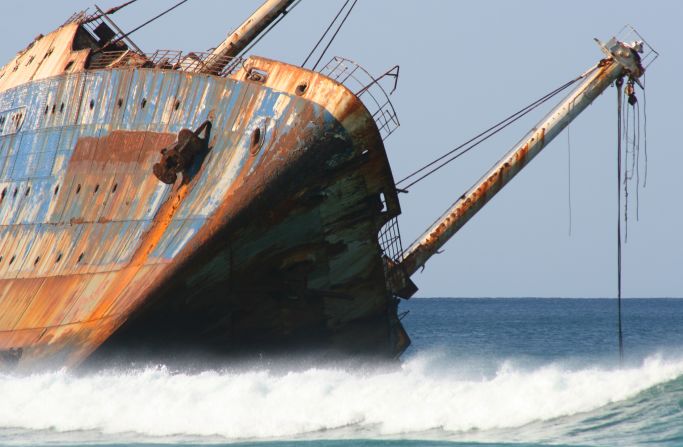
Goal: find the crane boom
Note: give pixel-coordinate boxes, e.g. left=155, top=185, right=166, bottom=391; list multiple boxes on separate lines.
left=202, top=0, right=296, bottom=74
left=399, top=38, right=645, bottom=279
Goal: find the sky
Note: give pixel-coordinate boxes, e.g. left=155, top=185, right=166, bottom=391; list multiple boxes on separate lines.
left=2, top=1, right=681, bottom=298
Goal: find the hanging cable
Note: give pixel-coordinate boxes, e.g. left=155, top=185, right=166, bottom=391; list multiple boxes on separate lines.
left=302, top=0, right=351, bottom=68
left=623, top=90, right=630, bottom=243
left=567, top=124, right=572, bottom=237
left=396, top=72, right=591, bottom=191
left=635, top=99, right=641, bottom=221
left=311, top=0, right=359, bottom=71
left=616, top=77, right=625, bottom=363
left=643, top=73, right=648, bottom=188
left=235, top=0, right=303, bottom=59
left=99, top=0, right=191, bottom=52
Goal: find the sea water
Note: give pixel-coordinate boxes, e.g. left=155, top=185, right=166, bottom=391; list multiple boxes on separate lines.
left=1, top=298, right=682, bottom=447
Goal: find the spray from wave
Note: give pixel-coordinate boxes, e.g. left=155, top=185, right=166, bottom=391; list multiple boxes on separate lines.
left=1, top=352, right=682, bottom=443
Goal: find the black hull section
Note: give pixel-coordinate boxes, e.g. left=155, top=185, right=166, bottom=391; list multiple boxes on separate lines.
left=98, top=119, right=409, bottom=360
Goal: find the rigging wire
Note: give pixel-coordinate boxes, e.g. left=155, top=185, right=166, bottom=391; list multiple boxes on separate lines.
left=622, top=80, right=641, bottom=241
left=636, top=100, right=641, bottom=221
left=236, top=0, right=303, bottom=59
left=84, top=0, right=138, bottom=22
left=100, top=0, right=191, bottom=52
left=395, top=72, right=592, bottom=191
left=616, top=78, right=625, bottom=363
left=567, top=124, right=572, bottom=237
left=643, top=73, right=649, bottom=188
left=311, top=0, right=359, bottom=71
left=623, top=92, right=630, bottom=243
left=302, top=0, right=351, bottom=68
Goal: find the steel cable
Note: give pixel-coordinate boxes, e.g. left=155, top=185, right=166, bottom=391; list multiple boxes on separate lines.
left=396, top=72, right=593, bottom=191
left=616, top=78, right=625, bottom=363
left=311, top=0, right=359, bottom=71
left=302, top=0, right=351, bottom=68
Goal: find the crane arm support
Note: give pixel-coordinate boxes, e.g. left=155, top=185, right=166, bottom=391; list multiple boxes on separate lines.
left=399, top=39, right=644, bottom=279
left=202, top=0, right=295, bottom=74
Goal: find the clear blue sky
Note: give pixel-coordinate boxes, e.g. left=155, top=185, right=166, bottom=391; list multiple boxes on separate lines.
left=3, top=1, right=681, bottom=297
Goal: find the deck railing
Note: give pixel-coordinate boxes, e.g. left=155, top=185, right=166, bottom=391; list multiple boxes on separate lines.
left=318, top=57, right=400, bottom=142
left=87, top=50, right=244, bottom=77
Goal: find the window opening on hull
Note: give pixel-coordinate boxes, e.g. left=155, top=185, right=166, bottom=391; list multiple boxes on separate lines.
left=295, top=82, right=308, bottom=96
left=250, top=127, right=263, bottom=154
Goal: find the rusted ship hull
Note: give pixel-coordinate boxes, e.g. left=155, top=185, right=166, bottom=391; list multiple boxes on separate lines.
left=0, top=46, right=409, bottom=368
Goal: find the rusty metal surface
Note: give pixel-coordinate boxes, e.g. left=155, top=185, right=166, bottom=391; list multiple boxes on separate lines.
left=87, top=50, right=244, bottom=77
left=400, top=41, right=645, bottom=278
left=0, top=23, right=90, bottom=94
left=0, top=36, right=407, bottom=367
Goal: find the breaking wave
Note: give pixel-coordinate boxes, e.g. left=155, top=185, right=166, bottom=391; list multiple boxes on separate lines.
left=1, top=352, right=683, bottom=444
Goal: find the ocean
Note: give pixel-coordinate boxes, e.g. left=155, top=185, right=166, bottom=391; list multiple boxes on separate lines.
left=1, top=298, right=683, bottom=447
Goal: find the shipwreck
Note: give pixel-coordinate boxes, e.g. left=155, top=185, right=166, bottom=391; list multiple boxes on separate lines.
left=0, top=0, right=651, bottom=368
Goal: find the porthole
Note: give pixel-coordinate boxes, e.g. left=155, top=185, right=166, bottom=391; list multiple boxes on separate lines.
left=54, top=185, right=59, bottom=195
left=250, top=127, right=262, bottom=154
left=77, top=252, right=84, bottom=263
left=9, top=255, right=15, bottom=265
left=89, top=99, right=94, bottom=110
left=174, top=100, right=180, bottom=111
left=76, top=184, right=81, bottom=194
left=112, top=183, right=118, bottom=193
left=55, top=253, right=62, bottom=263
left=295, top=82, right=308, bottom=96
left=60, top=103, right=64, bottom=113
left=94, top=184, right=99, bottom=193
left=51, top=104, right=56, bottom=114
left=141, top=98, right=147, bottom=109
left=33, top=256, right=40, bottom=266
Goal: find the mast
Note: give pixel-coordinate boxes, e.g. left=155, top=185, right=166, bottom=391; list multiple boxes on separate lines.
left=202, top=0, right=296, bottom=74
left=399, top=38, right=645, bottom=278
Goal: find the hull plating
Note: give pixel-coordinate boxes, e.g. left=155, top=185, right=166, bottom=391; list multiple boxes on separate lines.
left=0, top=62, right=407, bottom=369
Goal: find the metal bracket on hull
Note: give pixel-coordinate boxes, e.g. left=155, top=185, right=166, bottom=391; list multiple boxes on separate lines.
left=153, top=120, right=212, bottom=185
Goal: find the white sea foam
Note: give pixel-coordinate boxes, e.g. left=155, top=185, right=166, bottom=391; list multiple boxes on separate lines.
left=0, top=353, right=682, bottom=441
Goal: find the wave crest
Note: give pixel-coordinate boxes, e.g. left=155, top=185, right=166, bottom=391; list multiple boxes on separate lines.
left=1, top=353, right=682, bottom=441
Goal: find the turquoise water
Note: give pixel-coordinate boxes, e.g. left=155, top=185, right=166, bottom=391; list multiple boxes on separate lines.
left=1, top=298, right=683, bottom=447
